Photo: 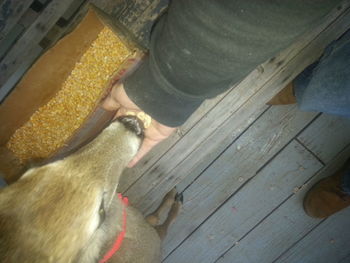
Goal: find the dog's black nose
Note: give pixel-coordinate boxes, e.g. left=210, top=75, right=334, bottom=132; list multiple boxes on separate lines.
left=117, top=115, right=144, bottom=138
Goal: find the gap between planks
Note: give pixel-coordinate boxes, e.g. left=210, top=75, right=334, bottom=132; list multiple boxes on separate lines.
left=163, top=111, right=350, bottom=261
left=215, top=145, right=350, bottom=263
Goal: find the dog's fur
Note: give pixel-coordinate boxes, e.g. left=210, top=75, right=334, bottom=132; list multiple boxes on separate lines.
left=0, top=117, right=180, bottom=263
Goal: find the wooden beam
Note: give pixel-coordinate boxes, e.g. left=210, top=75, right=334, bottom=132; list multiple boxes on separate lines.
left=297, top=114, right=350, bottom=163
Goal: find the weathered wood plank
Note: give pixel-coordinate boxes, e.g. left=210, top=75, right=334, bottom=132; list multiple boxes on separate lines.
left=94, top=0, right=169, bottom=46
left=0, top=0, right=74, bottom=88
left=161, top=105, right=317, bottom=257
left=120, top=2, right=350, bottom=205
left=39, top=0, right=90, bottom=50
left=112, top=0, right=153, bottom=33
left=90, top=0, right=127, bottom=16
left=0, top=23, right=24, bottom=59
left=166, top=113, right=350, bottom=261
left=0, top=0, right=33, bottom=40
left=60, top=0, right=86, bottom=21
left=127, top=0, right=169, bottom=46
left=215, top=146, right=350, bottom=263
left=0, top=45, right=42, bottom=102
left=275, top=210, right=350, bottom=263
left=297, top=114, right=350, bottom=163
left=163, top=140, right=323, bottom=263
left=0, top=0, right=89, bottom=100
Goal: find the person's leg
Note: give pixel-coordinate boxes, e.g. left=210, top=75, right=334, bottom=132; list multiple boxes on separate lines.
left=269, top=29, right=350, bottom=117
left=295, top=29, right=350, bottom=117
left=304, top=159, right=350, bottom=218
left=267, top=62, right=317, bottom=105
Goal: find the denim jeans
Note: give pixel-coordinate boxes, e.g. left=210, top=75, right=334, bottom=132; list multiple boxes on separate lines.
left=293, top=29, right=350, bottom=194
left=294, top=29, right=350, bottom=118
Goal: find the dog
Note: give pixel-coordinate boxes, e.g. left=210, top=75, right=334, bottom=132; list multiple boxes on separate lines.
left=0, top=116, right=181, bottom=262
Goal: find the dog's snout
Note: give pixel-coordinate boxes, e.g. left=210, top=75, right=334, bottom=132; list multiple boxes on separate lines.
left=117, top=115, right=144, bottom=138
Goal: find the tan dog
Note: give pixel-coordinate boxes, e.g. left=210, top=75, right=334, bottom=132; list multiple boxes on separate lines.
left=0, top=116, right=181, bottom=263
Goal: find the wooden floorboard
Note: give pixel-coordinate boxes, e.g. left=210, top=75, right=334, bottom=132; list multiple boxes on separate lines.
left=215, top=146, right=350, bottom=263
left=0, top=0, right=75, bottom=87
left=165, top=112, right=350, bottom=262
left=162, top=105, right=317, bottom=258
left=297, top=114, right=350, bottom=163
left=163, top=140, right=323, bottom=263
left=275, top=208, right=350, bottom=263
left=0, top=0, right=34, bottom=41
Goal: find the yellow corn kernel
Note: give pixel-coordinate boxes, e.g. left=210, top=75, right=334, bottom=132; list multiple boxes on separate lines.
left=7, top=27, right=132, bottom=162
left=125, top=111, right=152, bottom=129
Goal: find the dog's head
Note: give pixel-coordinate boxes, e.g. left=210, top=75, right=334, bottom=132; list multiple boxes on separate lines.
left=0, top=116, right=143, bottom=262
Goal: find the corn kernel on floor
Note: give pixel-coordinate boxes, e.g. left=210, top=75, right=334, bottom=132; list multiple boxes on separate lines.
left=7, top=27, right=132, bottom=162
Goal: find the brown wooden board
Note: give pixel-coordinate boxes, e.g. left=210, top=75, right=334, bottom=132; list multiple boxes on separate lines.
left=0, top=6, right=145, bottom=182
left=0, top=0, right=167, bottom=183
left=0, top=8, right=105, bottom=146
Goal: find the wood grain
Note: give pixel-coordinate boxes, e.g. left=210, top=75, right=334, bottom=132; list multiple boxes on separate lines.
left=0, top=0, right=34, bottom=40
left=163, top=140, right=323, bottom=263
left=216, top=145, right=350, bottom=263
left=0, top=0, right=74, bottom=88
left=297, top=114, right=350, bottom=163
left=161, top=105, right=317, bottom=257
left=275, top=209, right=350, bottom=263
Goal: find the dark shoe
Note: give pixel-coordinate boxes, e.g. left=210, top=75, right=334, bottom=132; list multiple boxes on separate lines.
left=303, top=160, right=350, bottom=218
left=267, top=82, right=297, bottom=105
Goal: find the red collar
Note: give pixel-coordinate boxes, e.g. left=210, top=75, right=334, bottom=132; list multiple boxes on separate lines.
left=99, top=193, right=129, bottom=263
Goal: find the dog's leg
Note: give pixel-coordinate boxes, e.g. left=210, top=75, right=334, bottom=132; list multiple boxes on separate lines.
left=145, top=188, right=177, bottom=226
left=154, top=193, right=183, bottom=240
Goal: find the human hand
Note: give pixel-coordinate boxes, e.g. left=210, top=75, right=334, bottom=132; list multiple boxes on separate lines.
left=101, top=83, right=176, bottom=167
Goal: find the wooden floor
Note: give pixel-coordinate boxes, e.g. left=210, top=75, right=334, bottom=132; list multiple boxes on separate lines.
left=160, top=110, right=350, bottom=263
left=1, top=0, right=350, bottom=263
